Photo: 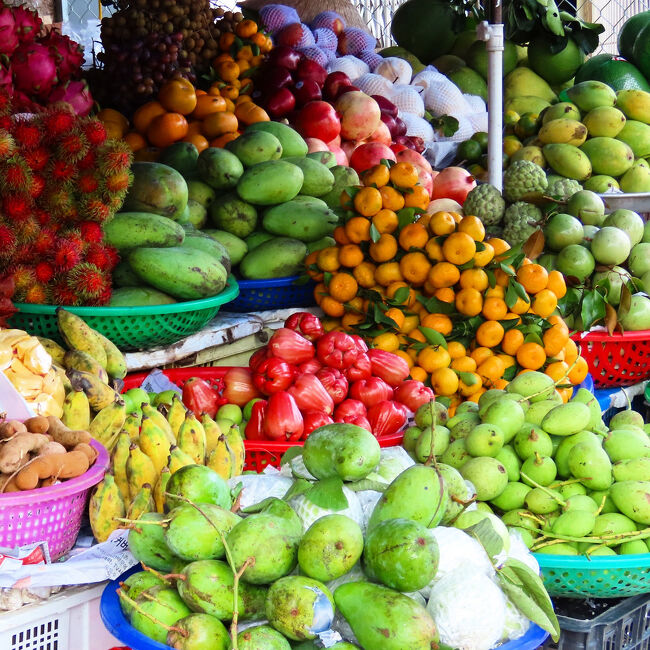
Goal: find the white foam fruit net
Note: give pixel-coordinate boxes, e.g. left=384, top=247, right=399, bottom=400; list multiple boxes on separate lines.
left=399, top=111, right=434, bottom=140
left=374, top=57, right=413, bottom=85
left=354, top=73, right=394, bottom=98
left=326, top=55, right=370, bottom=80
left=392, top=84, right=425, bottom=117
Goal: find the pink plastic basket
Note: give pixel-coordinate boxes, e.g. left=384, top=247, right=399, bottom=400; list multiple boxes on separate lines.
left=0, top=441, right=109, bottom=560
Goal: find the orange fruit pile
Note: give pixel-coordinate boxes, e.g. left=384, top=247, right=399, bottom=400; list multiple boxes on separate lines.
left=306, top=162, right=588, bottom=413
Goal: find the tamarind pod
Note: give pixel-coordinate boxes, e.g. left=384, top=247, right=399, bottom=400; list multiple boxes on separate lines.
left=201, top=413, right=222, bottom=457
left=126, top=483, right=153, bottom=520
left=89, top=473, right=125, bottom=543
left=123, top=411, right=143, bottom=441
left=0, top=432, right=49, bottom=473
left=153, top=467, right=171, bottom=513
left=111, top=431, right=131, bottom=507
left=89, top=400, right=127, bottom=451
left=46, top=416, right=91, bottom=447
left=56, top=308, right=107, bottom=369
left=66, top=369, right=119, bottom=411
left=62, top=390, right=91, bottom=431
left=165, top=395, right=187, bottom=438
left=96, top=332, right=127, bottom=380
left=167, top=445, right=195, bottom=474
left=126, top=442, right=157, bottom=502
left=224, top=423, right=245, bottom=477
left=23, top=416, right=49, bottom=434
left=73, top=442, right=98, bottom=464
left=138, top=416, right=171, bottom=476
left=141, top=403, right=176, bottom=445
left=206, top=434, right=232, bottom=480
left=63, top=350, right=109, bottom=384
left=176, top=413, right=206, bottom=465
left=36, top=336, right=66, bottom=366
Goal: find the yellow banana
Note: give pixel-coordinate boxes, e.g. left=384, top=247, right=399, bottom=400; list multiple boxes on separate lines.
left=63, top=349, right=109, bottom=383
left=202, top=413, right=222, bottom=456
left=97, top=332, right=127, bottom=380
left=176, top=413, right=206, bottom=465
left=67, top=369, right=119, bottom=411
left=89, top=473, right=125, bottom=542
left=56, top=308, right=107, bottom=369
left=61, top=389, right=91, bottom=430
left=123, top=410, right=143, bottom=440
left=112, top=431, right=131, bottom=507
left=153, top=467, right=171, bottom=513
left=168, top=444, right=195, bottom=474
left=142, top=403, right=176, bottom=445
left=139, top=416, right=172, bottom=475
left=126, top=442, right=157, bottom=501
left=165, top=395, right=187, bottom=437
left=36, top=336, right=66, bottom=366
left=206, top=434, right=232, bottom=480
left=224, top=423, right=245, bottom=477
left=126, top=483, right=153, bottom=520
left=89, top=399, right=127, bottom=451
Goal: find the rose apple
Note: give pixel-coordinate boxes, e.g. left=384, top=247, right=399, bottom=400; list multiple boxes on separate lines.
left=295, top=100, right=341, bottom=143
left=349, top=142, right=397, bottom=174
left=292, top=79, right=322, bottom=106
left=323, top=71, right=351, bottom=100
left=295, top=59, right=327, bottom=86
left=266, top=87, right=296, bottom=118
left=335, top=91, right=381, bottom=140
left=268, top=45, right=301, bottom=70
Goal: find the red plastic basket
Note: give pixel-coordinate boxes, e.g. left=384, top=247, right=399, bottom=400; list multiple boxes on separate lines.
left=123, top=367, right=404, bottom=472
left=571, top=330, right=650, bottom=388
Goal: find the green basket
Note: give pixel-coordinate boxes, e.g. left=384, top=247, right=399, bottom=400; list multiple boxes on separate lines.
left=534, top=553, right=650, bottom=599
left=8, top=276, right=239, bottom=352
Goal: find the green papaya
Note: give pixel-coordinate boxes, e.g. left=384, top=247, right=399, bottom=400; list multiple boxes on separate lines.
left=237, top=160, right=304, bottom=205
left=239, top=237, right=307, bottom=279
left=104, top=212, right=185, bottom=250
left=262, top=200, right=338, bottom=242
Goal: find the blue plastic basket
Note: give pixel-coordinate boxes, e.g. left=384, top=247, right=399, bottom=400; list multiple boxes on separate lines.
left=101, top=566, right=549, bottom=650
left=226, top=275, right=316, bottom=312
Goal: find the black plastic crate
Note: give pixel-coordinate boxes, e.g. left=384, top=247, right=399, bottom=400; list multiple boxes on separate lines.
left=543, top=595, right=650, bottom=650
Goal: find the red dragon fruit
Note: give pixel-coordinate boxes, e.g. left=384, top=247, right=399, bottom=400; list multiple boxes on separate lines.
left=48, top=80, right=93, bottom=116
left=0, top=6, right=18, bottom=55
left=41, top=31, right=83, bottom=83
left=0, top=60, right=12, bottom=95
left=11, top=5, right=42, bottom=44
left=12, top=42, right=57, bottom=97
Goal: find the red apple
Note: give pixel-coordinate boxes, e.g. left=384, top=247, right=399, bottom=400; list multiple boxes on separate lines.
left=335, top=84, right=360, bottom=99
left=266, top=87, right=296, bottom=118
left=323, top=71, right=352, bottom=100
left=268, top=45, right=301, bottom=70
left=305, top=137, right=329, bottom=152
left=372, top=95, right=398, bottom=118
left=296, top=59, right=327, bottom=87
left=395, top=148, right=433, bottom=174
left=391, top=143, right=408, bottom=154
left=349, top=142, right=396, bottom=173
left=335, top=91, right=381, bottom=141
left=328, top=144, right=348, bottom=166
left=369, top=120, right=392, bottom=145
left=380, top=113, right=397, bottom=137
left=295, top=100, right=341, bottom=143
left=409, top=136, right=426, bottom=154
left=260, top=66, right=293, bottom=94
left=292, top=79, right=322, bottom=106
left=393, top=116, right=407, bottom=137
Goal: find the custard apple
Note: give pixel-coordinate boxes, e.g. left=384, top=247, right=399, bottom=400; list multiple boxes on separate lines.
left=503, top=160, right=548, bottom=202
left=503, top=202, right=543, bottom=245
left=463, top=184, right=505, bottom=226
left=546, top=177, right=583, bottom=201
left=485, top=225, right=505, bottom=240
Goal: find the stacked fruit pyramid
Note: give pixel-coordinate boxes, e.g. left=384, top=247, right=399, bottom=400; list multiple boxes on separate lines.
left=307, top=160, right=588, bottom=411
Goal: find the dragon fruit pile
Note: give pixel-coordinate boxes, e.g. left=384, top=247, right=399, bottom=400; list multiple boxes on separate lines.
left=0, top=91, right=132, bottom=306
left=0, top=2, right=92, bottom=115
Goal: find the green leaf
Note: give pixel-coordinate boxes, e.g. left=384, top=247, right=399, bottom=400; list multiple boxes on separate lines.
left=380, top=158, right=395, bottom=168
left=370, top=223, right=381, bottom=243
left=524, top=332, right=544, bottom=346
left=500, top=263, right=516, bottom=276
left=280, top=446, right=304, bottom=466
left=397, top=207, right=417, bottom=229
left=393, top=286, right=411, bottom=304
left=464, top=518, right=504, bottom=560
left=281, top=478, right=314, bottom=503
left=305, top=477, right=348, bottom=510
left=503, top=364, right=517, bottom=381
left=580, top=290, right=606, bottom=329
left=456, top=370, right=479, bottom=386
left=323, top=271, right=333, bottom=286
left=418, top=326, right=448, bottom=349
left=505, top=282, right=519, bottom=309
left=416, top=293, right=456, bottom=315
left=512, top=280, right=530, bottom=303
left=486, top=269, right=496, bottom=289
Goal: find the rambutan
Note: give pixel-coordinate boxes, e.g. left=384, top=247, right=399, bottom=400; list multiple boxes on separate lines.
left=33, top=228, right=56, bottom=254
left=97, top=140, right=132, bottom=175
left=12, top=264, right=36, bottom=295
left=77, top=150, right=96, bottom=171
left=106, top=192, right=127, bottom=212
left=0, top=223, right=17, bottom=257
left=16, top=217, right=40, bottom=243
left=77, top=171, right=99, bottom=194
left=23, top=283, right=50, bottom=304
left=23, top=146, right=49, bottom=171
left=50, top=276, right=81, bottom=306
left=34, top=208, right=50, bottom=226
left=53, top=238, right=83, bottom=271
left=66, top=262, right=108, bottom=300
left=13, top=243, right=33, bottom=266
left=3, top=194, right=33, bottom=221
left=0, top=89, right=12, bottom=116
left=57, top=131, right=89, bottom=162
left=0, top=129, right=16, bottom=160
left=44, top=187, right=73, bottom=213
left=1, top=155, right=33, bottom=193
left=104, top=245, right=119, bottom=270
left=103, top=169, right=133, bottom=195
left=79, top=221, right=103, bottom=243
left=89, top=285, right=112, bottom=306
left=34, top=261, right=54, bottom=283
left=81, top=197, right=112, bottom=223
left=85, top=243, right=112, bottom=271
left=30, top=173, right=45, bottom=199
left=42, top=106, right=76, bottom=140
left=50, top=159, right=77, bottom=183
left=82, top=119, right=107, bottom=147
left=11, top=120, right=42, bottom=150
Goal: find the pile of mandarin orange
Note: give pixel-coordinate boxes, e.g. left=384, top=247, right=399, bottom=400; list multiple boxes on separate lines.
left=306, top=161, right=588, bottom=411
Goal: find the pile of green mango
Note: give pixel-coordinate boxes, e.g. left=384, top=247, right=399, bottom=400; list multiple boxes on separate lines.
left=120, top=422, right=557, bottom=649
left=404, top=371, right=650, bottom=557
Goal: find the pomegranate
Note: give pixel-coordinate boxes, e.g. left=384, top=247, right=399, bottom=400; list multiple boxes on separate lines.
left=431, top=166, right=476, bottom=204
left=294, top=100, right=340, bottom=143
left=349, top=142, right=396, bottom=174
left=335, top=90, right=381, bottom=141
left=368, top=120, right=392, bottom=146
left=395, top=148, right=433, bottom=174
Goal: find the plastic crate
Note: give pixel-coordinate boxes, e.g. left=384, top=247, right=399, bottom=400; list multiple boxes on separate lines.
left=0, top=583, right=121, bottom=650
left=543, top=594, right=650, bottom=650
left=227, top=276, right=315, bottom=312
left=9, top=277, right=239, bottom=352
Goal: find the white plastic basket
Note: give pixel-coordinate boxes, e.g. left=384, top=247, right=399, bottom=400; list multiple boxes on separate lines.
left=0, top=583, right=121, bottom=650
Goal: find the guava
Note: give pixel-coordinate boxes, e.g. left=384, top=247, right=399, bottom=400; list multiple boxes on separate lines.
left=590, top=226, right=631, bottom=265
left=556, top=244, right=595, bottom=281
left=566, top=190, right=606, bottom=225
left=592, top=266, right=631, bottom=305
left=629, top=243, right=650, bottom=276
left=544, top=213, right=584, bottom=251
left=603, top=209, right=645, bottom=246
left=619, top=294, right=650, bottom=331
left=581, top=225, right=600, bottom=248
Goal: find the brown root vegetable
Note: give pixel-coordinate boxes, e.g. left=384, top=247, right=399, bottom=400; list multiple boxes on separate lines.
left=0, top=420, right=27, bottom=439
left=15, top=451, right=90, bottom=490
left=46, top=416, right=91, bottom=448
left=23, top=416, right=50, bottom=434
left=0, top=432, right=50, bottom=473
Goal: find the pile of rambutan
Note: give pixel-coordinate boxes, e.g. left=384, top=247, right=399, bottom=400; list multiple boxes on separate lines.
left=0, top=90, right=132, bottom=306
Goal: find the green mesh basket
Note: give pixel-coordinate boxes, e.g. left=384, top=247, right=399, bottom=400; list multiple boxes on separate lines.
left=535, top=553, right=650, bottom=599
left=8, top=277, right=239, bottom=352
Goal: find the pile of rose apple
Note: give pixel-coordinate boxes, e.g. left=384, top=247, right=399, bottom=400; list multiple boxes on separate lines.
left=218, top=313, right=434, bottom=441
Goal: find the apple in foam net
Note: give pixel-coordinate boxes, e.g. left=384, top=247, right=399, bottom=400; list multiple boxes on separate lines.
left=295, top=59, right=328, bottom=86
left=323, top=71, right=352, bottom=100
left=295, top=100, right=341, bottom=143
left=349, top=142, right=397, bottom=174
left=335, top=91, right=381, bottom=141
left=268, top=45, right=301, bottom=70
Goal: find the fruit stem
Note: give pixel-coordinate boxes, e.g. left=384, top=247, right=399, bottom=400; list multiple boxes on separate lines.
left=520, top=471, right=567, bottom=507
left=424, top=399, right=438, bottom=467
left=549, top=478, right=583, bottom=489
left=117, top=588, right=175, bottom=633
left=594, top=494, right=607, bottom=517
left=530, top=526, right=650, bottom=549
left=141, top=563, right=172, bottom=585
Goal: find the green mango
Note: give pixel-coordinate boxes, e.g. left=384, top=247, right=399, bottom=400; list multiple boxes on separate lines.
left=181, top=230, right=232, bottom=274
left=307, top=150, right=337, bottom=168
left=567, top=80, right=617, bottom=112
left=239, top=237, right=307, bottom=279
left=109, top=286, right=177, bottom=306
left=610, top=480, right=650, bottom=524
left=438, top=463, right=467, bottom=525
left=542, top=402, right=592, bottom=436
left=209, top=192, right=258, bottom=238
left=123, top=162, right=188, bottom=221
left=320, top=166, right=360, bottom=209
left=197, top=147, right=244, bottom=191
left=568, top=442, right=613, bottom=490
left=127, top=512, right=179, bottom=571
left=104, top=212, right=185, bottom=250
left=460, top=457, right=508, bottom=501
left=490, top=481, right=531, bottom=511
left=203, top=229, right=248, bottom=265
left=613, top=457, right=650, bottom=482
left=186, top=179, right=216, bottom=208
left=552, top=510, right=596, bottom=537
left=580, top=137, right=635, bottom=177
left=226, top=130, right=283, bottom=166
left=158, top=141, right=199, bottom=177
left=120, top=571, right=166, bottom=621
left=130, top=586, right=191, bottom=644
left=166, top=613, right=231, bottom=650
left=543, top=143, right=593, bottom=180
left=237, top=160, right=304, bottom=205
left=238, top=624, right=291, bottom=649
left=165, top=465, right=231, bottom=511
left=555, top=431, right=602, bottom=478
left=603, top=428, right=650, bottom=462
left=245, top=230, right=275, bottom=251
left=284, top=156, right=335, bottom=196
left=262, top=199, right=338, bottom=242
left=506, top=370, right=555, bottom=402
left=246, top=121, right=308, bottom=158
